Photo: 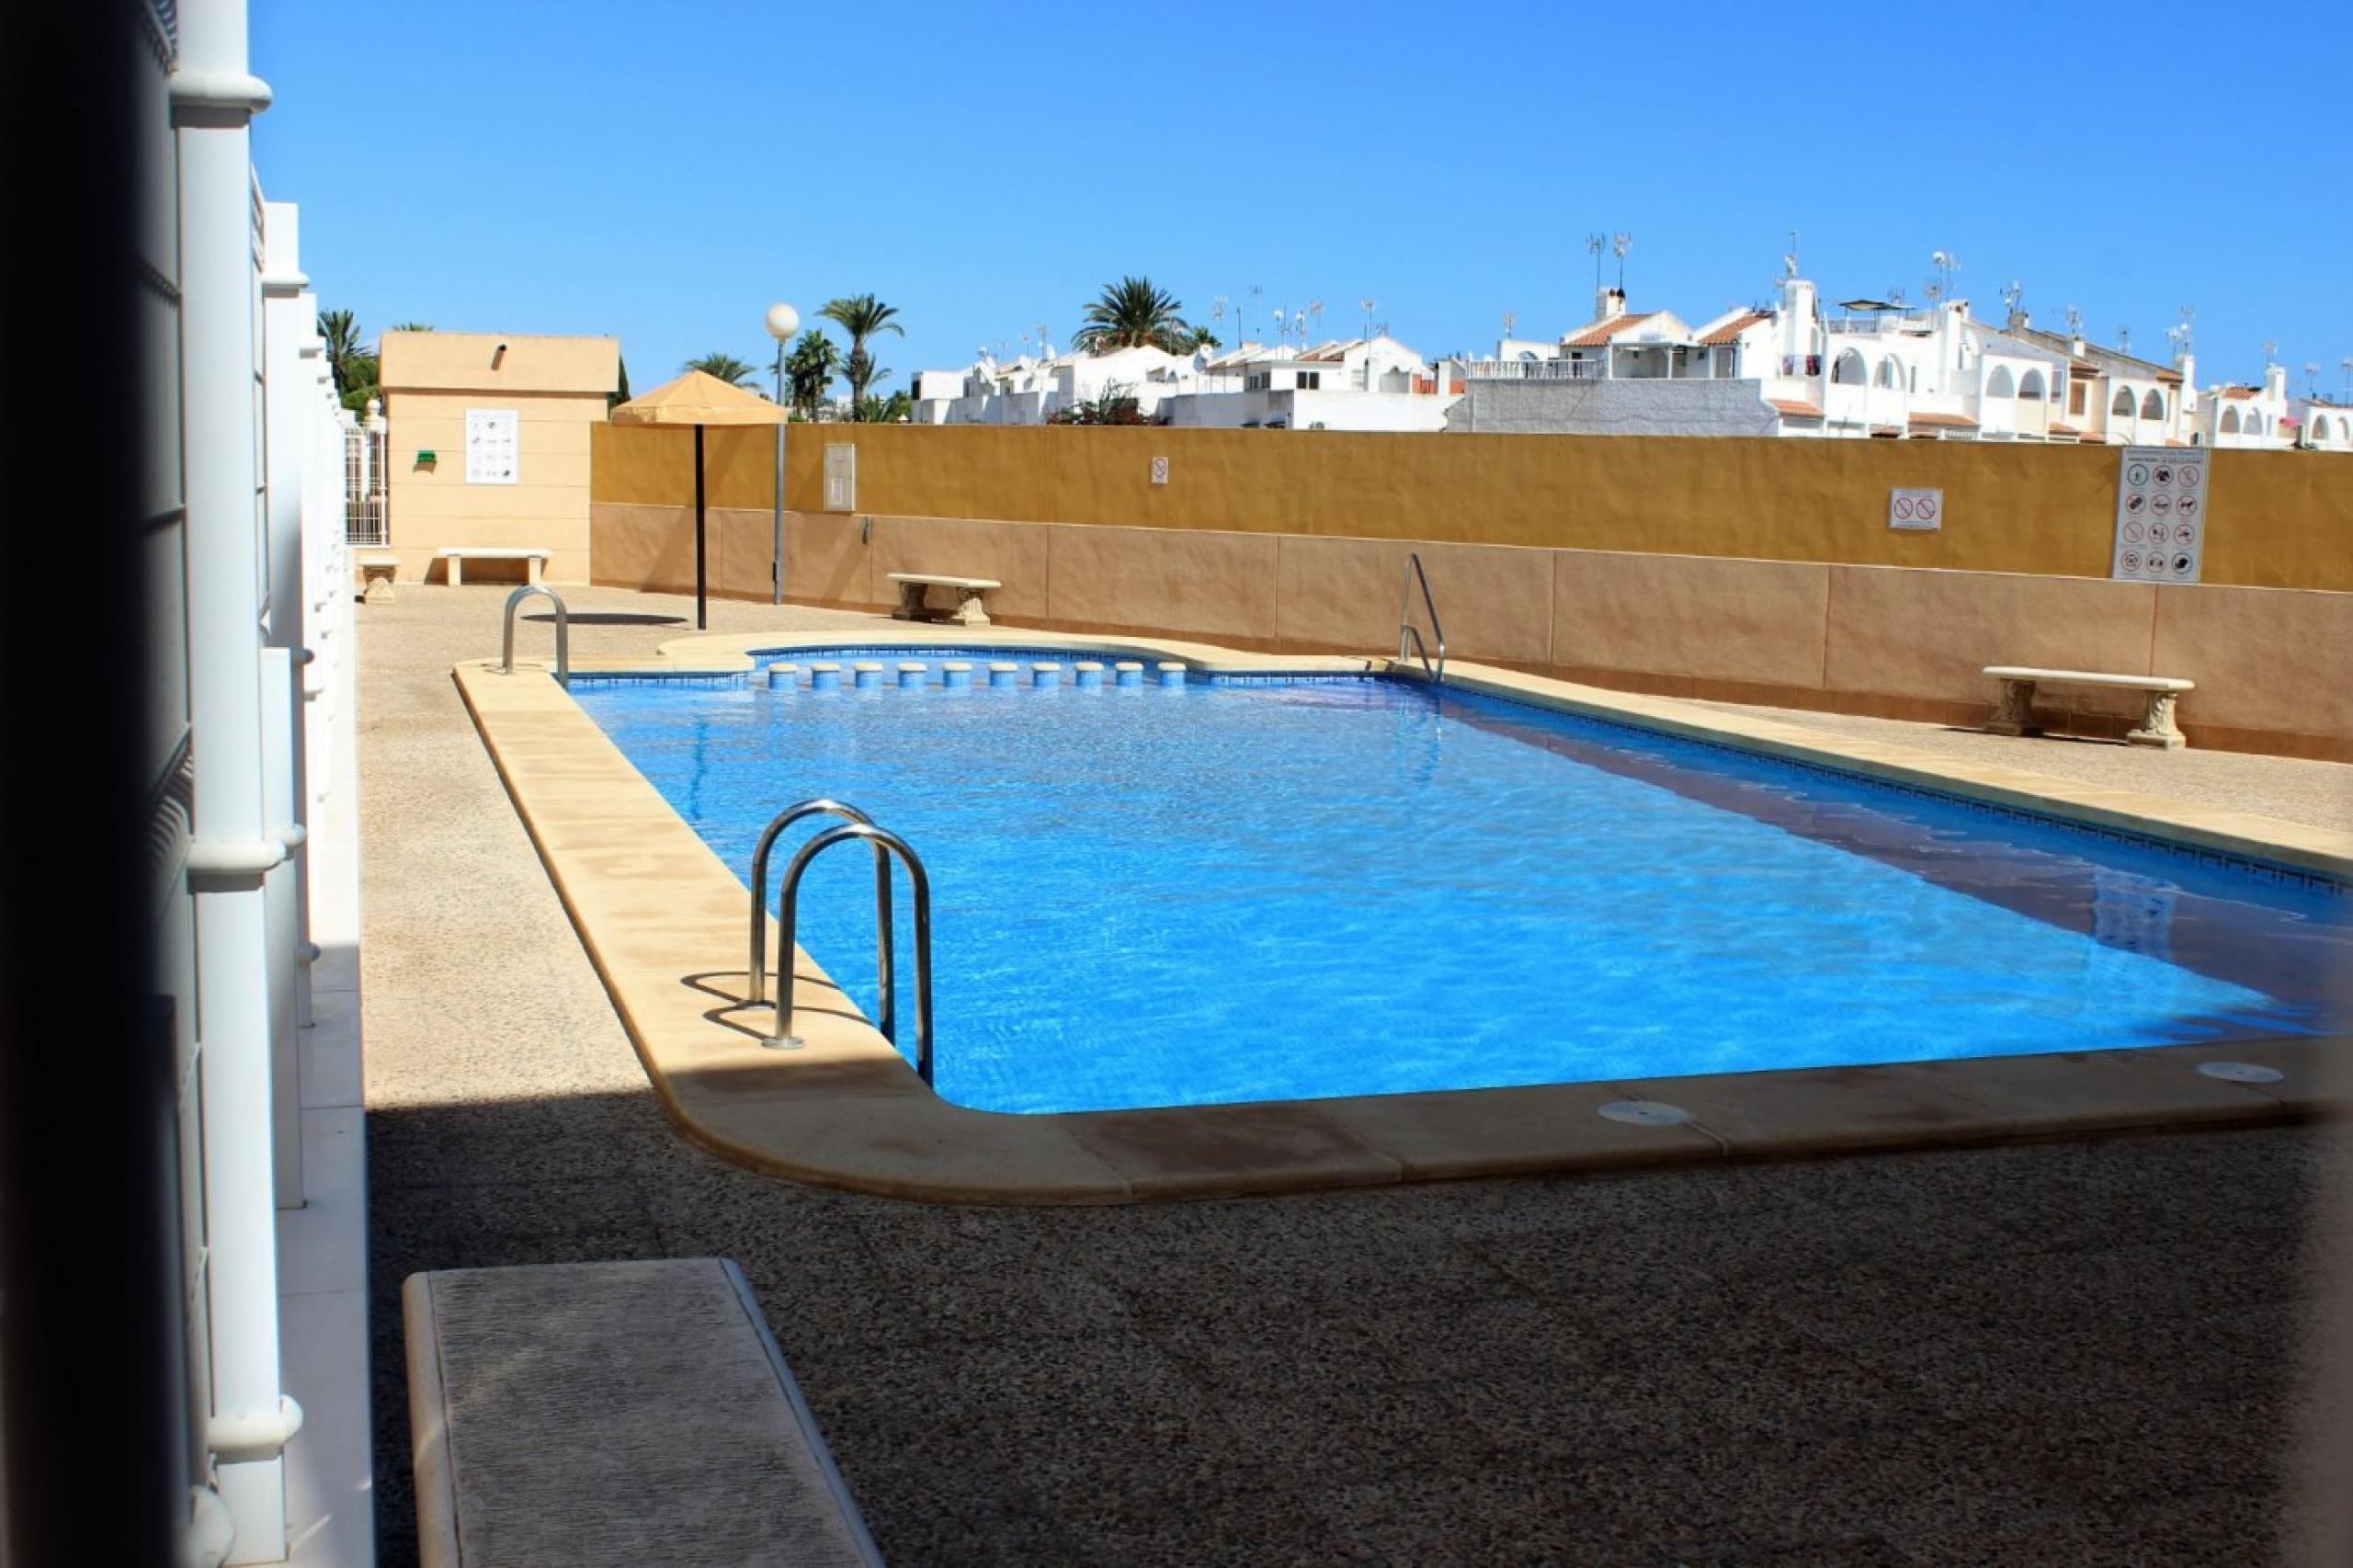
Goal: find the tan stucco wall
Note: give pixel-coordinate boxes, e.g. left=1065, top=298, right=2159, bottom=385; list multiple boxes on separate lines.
left=381, top=333, right=619, bottom=583
left=590, top=504, right=2353, bottom=759
left=590, top=423, right=2353, bottom=592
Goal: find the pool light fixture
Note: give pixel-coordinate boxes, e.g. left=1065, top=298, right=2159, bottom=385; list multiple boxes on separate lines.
left=1597, top=1099, right=1694, bottom=1127
left=2197, top=1062, right=2285, bottom=1085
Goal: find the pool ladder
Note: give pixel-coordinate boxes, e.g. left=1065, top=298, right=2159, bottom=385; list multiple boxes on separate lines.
left=499, top=584, right=570, bottom=686
left=1398, top=551, right=1446, bottom=687
left=745, top=799, right=935, bottom=1085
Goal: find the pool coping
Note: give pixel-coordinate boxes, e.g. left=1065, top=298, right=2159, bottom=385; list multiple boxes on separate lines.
left=459, top=625, right=2350, bottom=1205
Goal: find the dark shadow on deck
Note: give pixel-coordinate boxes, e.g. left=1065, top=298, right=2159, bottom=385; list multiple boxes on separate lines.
left=365, top=1083, right=2336, bottom=1565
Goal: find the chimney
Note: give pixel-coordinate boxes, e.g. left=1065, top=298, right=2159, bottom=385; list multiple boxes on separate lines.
left=2265, top=362, right=2288, bottom=403
left=1596, top=286, right=1626, bottom=323
left=2007, top=305, right=2029, bottom=331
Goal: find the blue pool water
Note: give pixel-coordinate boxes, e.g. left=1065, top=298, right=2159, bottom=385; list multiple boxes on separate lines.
left=574, top=656, right=2348, bottom=1114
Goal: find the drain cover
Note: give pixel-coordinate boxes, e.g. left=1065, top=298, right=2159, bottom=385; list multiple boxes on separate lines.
left=2197, top=1061, right=2284, bottom=1085
left=1597, top=1099, right=1693, bottom=1127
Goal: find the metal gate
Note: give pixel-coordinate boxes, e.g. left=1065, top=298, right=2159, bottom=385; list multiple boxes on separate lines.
left=343, top=419, right=384, bottom=544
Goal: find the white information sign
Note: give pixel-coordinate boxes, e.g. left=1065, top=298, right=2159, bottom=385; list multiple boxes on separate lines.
left=1888, top=487, right=1942, bottom=530
left=2110, top=446, right=2206, bottom=584
left=464, top=408, right=518, bottom=484
left=1150, top=455, right=1169, bottom=486
left=823, top=443, right=856, bottom=512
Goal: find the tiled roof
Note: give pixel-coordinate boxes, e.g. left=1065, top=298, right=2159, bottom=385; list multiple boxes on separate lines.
left=1562, top=312, right=1659, bottom=348
left=1698, top=312, right=1769, bottom=347
left=1908, top=411, right=1980, bottom=429
left=2219, top=385, right=2260, bottom=399
left=1769, top=398, right=1823, bottom=418
left=2049, top=422, right=2087, bottom=437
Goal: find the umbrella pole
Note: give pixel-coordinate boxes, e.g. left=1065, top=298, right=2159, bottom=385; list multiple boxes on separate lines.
left=693, top=423, right=707, bottom=630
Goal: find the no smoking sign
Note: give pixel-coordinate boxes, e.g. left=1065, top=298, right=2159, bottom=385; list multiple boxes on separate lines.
left=1889, top=487, right=1942, bottom=531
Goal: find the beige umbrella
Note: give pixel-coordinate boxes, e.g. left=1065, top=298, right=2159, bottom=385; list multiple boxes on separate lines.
left=609, top=369, right=788, bottom=629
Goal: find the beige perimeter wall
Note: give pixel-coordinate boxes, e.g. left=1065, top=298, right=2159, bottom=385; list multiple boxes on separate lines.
left=592, top=503, right=2353, bottom=760
left=587, top=423, right=2352, bottom=758
left=592, top=422, right=2353, bottom=591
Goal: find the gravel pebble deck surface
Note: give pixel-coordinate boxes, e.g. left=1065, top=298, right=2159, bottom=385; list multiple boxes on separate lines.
left=365, top=583, right=2348, bottom=1565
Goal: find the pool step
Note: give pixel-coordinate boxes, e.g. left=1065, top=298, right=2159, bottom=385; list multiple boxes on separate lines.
left=763, top=658, right=1188, bottom=691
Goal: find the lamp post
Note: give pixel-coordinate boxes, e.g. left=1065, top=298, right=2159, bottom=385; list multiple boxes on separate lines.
left=765, top=301, right=800, bottom=606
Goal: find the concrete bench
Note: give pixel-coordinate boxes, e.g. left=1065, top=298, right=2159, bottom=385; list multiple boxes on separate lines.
left=437, top=547, right=550, bottom=586
left=356, top=553, right=400, bottom=603
left=404, top=1259, right=881, bottom=1567
left=887, top=571, right=1001, bottom=627
left=1983, top=665, right=2195, bottom=750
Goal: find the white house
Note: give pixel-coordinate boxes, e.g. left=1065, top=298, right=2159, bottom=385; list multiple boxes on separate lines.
left=2293, top=395, right=2353, bottom=452
left=911, top=344, right=1201, bottom=425
left=2002, top=314, right=2195, bottom=445
left=2200, top=364, right=2296, bottom=449
left=913, top=334, right=1461, bottom=431
left=1451, top=273, right=2191, bottom=445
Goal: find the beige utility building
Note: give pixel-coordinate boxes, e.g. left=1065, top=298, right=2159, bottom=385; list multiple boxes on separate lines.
left=378, top=331, right=619, bottom=584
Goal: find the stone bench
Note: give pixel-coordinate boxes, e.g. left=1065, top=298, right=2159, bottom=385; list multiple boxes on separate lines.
left=404, top=1259, right=881, bottom=1567
left=436, top=546, right=550, bottom=586
left=887, top=572, right=1001, bottom=627
left=356, top=553, right=401, bottom=603
left=1983, top=665, right=2195, bottom=750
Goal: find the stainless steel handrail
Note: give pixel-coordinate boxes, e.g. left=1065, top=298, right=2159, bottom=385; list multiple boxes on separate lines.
left=769, top=822, right=934, bottom=1085
left=1397, top=551, right=1446, bottom=685
left=745, top=800, right=893, bottom=1039
left=499, top=584, right=570, bottom=686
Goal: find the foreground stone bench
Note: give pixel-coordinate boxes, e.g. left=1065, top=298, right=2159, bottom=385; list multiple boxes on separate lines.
left=404, top=1259, right=881, bottom=1567
left=1983, top=665, right=2195, bottom=750
left=357, top=553, right=400, bottom=603
left=437, top=546, right=550, bottom=586
left=887, top=571, right=1001, bottom=626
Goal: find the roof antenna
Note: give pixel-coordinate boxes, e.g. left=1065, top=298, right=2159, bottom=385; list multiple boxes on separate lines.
left=1586, top=233, right=1605, bottom=296
left=1612, top=233, right=1633, bottom=291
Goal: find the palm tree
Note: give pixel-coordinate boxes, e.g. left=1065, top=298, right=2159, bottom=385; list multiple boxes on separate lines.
left=785, top=331, right=842, bottom=420
left=318, top=308, right=381, bottom=416
left=856, top=389, right=913, bottom=424
left=819, top=294, right=904, bottom=415
left=683, top=351, right=760, bottom=388
left=1074, top=277, right=1194, bottom=354
left=389, top=322, right=434, bottom=332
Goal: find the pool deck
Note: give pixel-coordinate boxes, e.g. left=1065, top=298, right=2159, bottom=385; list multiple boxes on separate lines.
left=455, top=612, right=2348, bottom=1204
left=368, top=583, right=2352, bottom=1562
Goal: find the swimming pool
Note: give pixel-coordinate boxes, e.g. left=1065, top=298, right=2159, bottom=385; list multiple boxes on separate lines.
left=573, top=652, right=2347, bottom=1116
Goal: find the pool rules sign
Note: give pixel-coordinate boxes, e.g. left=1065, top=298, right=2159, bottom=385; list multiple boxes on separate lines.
left=2111, top=447, right=2207, bottom=584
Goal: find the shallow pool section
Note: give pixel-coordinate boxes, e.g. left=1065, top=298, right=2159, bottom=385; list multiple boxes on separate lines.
left=574, top=658, right=2347, bottom=1115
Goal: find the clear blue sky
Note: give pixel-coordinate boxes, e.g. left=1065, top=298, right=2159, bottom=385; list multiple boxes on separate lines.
left=255, top=0, right=2352, bottom=399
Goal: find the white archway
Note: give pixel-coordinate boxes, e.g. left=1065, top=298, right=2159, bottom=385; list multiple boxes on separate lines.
left=2141, top=390, right=2165, bottom=420
left=2111, top=387, right=2136, bottom=417
left=2220, top=406, right=2241, bottom=434
left=1875, top=356, right=1899, bottom=389
left=1832, top=348, right=1867, bottom=385
left=2018, top=369, right=2046, bottom=400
